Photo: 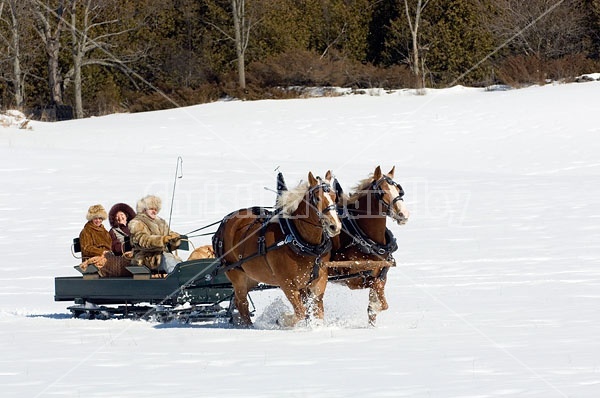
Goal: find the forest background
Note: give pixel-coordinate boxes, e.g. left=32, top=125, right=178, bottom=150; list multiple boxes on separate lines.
left=1, top=0, right=600, bottom=120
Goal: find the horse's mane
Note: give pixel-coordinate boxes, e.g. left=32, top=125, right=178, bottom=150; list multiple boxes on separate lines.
left=276, top=180, right=310, bottom=217
left=347, top=174, right=375, bottom=203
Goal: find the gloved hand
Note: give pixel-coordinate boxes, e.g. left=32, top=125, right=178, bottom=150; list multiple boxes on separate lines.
left=163, top=232, right=180, bottom=244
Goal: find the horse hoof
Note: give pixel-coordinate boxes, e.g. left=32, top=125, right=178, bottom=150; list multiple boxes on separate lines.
left=368, top=309, right=377, bottom=327
left=230, top=313, right=253, bottom=328
left=308, top=318, right=324, bottom=328
left=277, top=313, right=297, bottom=328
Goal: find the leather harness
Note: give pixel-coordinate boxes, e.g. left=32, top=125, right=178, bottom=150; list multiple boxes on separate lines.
left=212, top=182, right=336, bottom=282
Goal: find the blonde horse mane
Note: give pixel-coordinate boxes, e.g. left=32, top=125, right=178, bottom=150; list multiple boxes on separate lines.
left=276, top=180, right=310, bottom=217
left=347, top=174, right=375, bottom=203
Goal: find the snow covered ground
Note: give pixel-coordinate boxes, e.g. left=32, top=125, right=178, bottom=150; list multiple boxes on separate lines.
left=1, top=79, right=599, bottom=397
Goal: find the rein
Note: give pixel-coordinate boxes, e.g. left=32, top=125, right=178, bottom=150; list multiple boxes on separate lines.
left=186, top=219, right=224, bottom=236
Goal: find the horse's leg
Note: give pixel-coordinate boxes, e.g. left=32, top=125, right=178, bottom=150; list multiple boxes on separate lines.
left=367, top=271, right=389, bottom=326
left=226, top=269, right=253, bottom=327
left=374, top=278, right=389, bottom=311
left=307, top=271, right=328, bottom=321
left=367, top=287, right=381, bottom=326
left=279, top=287, right=306, bottom=327
left=300, top=288, right=323, bottom=322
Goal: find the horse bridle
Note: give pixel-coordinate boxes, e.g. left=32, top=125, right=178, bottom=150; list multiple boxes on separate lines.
left=307, top=180, right=338, bottom=223
left=371, top=176, right=405, bottom=217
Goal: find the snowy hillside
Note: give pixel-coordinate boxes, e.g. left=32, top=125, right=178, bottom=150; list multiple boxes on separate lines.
left=1, top=79, right=599, bottom=397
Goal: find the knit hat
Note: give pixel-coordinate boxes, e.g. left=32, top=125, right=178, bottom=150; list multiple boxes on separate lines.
left=136, top=195, right=162, bottom=214
left=108, top=203, right=136, bottom=228
left=86, top=204, right=107, bottom=221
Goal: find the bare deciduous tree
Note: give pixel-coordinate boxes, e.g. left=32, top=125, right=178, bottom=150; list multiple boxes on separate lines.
left=404, top=0, right=430, bottom=89
left=31, top=0, right=69, bottom=106
left=488, top=0, right=588, bottom=60
left=231, top=0, right=249, bottom=89
left=0, top=0, right=26, bottom=108
left=204, top=0, right=261, bottom=90
left=66, top=0, right=133, bottom=118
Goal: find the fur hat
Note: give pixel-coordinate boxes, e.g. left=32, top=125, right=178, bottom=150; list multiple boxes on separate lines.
left=109, top=203, right=136, bottom=228
left=86, top=204, right=107, bottom=221
left=136, top=195, right=162, bottom=214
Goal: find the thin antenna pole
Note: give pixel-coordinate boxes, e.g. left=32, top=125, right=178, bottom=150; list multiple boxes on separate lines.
left=168, top=156, right=183, bottom=227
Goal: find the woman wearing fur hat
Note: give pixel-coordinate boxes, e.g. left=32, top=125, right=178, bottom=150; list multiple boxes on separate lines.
left=129, top=195, right=182, bottom=273
left=108, top=203, right=136, bottom=256
left=79, top=204, right=112, bottom=259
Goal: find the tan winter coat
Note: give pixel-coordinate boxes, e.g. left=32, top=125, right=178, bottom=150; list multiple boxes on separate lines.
left=79, top=221, right=112, bottom=259
left=129, top=213, right=181, bottom=270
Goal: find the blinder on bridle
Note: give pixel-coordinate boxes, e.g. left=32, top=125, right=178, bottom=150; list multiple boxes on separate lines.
left=371, top=175, right=405, bottom=216
left=309, top=180, right=337, bottom=218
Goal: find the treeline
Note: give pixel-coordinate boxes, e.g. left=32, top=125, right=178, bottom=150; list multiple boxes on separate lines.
left=1, top=0, right=599, bottom=119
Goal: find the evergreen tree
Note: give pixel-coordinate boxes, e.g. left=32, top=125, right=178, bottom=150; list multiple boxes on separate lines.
left=424, top=0, right=495, bottom=86
left=366, top=0, right=402, bottom=65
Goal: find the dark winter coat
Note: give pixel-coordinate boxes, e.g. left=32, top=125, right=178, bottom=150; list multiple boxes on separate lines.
left=79, top=221, right=112, bottom=259
left=129, top=213, right=181, bottom=270
left=108, top=203, right=136, bottom=255
left=109, top=225, right=131, bottom=255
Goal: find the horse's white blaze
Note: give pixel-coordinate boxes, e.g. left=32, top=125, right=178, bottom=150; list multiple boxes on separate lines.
left=398, top=200, right=410, bottom=220
left=324, top=186, right=342, bottom=231
left=388, top=183, right=409, bottom=220
left=388, top=184, right=401, bottom=202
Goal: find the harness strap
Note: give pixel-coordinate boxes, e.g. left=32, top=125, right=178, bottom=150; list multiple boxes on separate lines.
left=212, top=210, right=332, bottom=283
left=341, top=213, right=398, bottom=256
left=278, top=217, right=332, bottom=257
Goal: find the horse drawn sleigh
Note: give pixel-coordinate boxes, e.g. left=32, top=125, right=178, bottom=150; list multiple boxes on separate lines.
left=54, top=166, right=409, bottom=326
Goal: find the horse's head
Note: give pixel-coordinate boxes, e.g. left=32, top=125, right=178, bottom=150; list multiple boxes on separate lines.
left=307, top=171, right=342, bottom=238
left=371, top=166, right=410, bottom=225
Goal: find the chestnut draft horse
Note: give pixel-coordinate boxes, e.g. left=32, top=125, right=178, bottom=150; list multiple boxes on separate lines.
left=213, top=171, right=342, bottom=327
left=330, top=166, right=410, bottom=325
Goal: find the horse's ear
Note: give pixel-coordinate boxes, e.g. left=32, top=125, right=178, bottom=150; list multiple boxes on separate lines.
left=325, top=170, right=332, bottom=181
left=308, top=171, right=318, bottom=186
left=374, top=166, right=382, bottom=180
left=387, top=166, right=395, bottom=178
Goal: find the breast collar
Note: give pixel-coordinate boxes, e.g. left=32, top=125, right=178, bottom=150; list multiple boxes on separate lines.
left=278, top=216, right=332, bottom=258
left=341, top=213, right=398, bottom=256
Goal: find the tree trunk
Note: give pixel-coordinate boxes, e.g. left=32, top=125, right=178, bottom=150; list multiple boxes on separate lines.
left=2, top=0, right=25, bottom=108
left=47, top=37, right=63, bottom=105
left=404, top=0, right=428, bottom=90
left=9, top=2, right=23, bottom=108
left=71, top=0, right=83, bottom=118
left=411, top=27, right=421, bottom=89
left=32, top=0, right=67, bottom=106
left=72, top=55, right=83, bottom=118
left=231, top=0, right=246, bottom=89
